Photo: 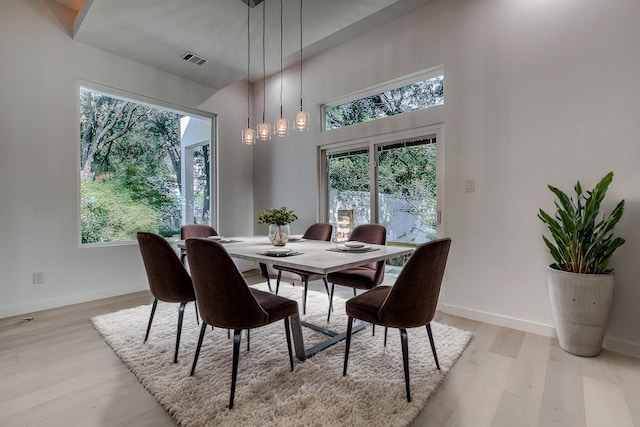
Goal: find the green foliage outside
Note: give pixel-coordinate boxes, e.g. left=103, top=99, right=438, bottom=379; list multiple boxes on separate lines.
left=325, top=75, right=444, bottom=130
left=80, top=89, right=188, bottom=243
left=81, top=178, right=160, bottom=243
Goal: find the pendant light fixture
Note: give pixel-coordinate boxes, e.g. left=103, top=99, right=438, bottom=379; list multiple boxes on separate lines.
left=295, top=0, right=309, bottom=132
left=242, top=2, right=256, bottom=145
left=256, top=1, right=271, bottom=141
left=274, top=0, right=289, bottom=137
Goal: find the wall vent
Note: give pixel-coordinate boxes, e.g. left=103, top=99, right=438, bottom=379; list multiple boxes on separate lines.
left=181, top=52, right=210, bottom=66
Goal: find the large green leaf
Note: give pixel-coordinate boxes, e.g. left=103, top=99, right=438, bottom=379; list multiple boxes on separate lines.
left=538, top=172, right=625, bottom=273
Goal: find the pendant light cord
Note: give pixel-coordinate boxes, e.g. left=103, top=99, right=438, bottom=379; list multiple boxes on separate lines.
left=262, top=2, right=266, bottom=123
left=280, top=0, right=283, bottom=118
left=247, top=3, right=251, bottom=129
left=299, top=0, right=303, bottom=112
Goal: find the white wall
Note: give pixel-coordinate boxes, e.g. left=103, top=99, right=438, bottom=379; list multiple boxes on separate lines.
left=0, top=0, right=252, bottom=317
left=251, top=0, right=640, bottom=355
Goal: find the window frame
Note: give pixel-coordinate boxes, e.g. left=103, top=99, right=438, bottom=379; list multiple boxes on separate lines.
left=319, top=124, right=445, bottom=245
left=76, top=80, right=217, bottom=247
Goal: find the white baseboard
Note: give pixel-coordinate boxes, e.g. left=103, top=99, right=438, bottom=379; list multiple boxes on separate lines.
left=603, top=336, right=640, bottom=358
left=439, top=303, right=640, bottom=358
left=0, top=284, right=147, bottom=320
left=439, top=303, right=556, bottom=337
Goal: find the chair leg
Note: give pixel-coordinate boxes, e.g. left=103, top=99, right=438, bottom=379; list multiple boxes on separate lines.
left=229, top=329, right=242, bottom=409
left=144, top=298, right=158, bottom=342
left=426, top=323, right=441, bottom=370
left=353, top=288, right=357, bottom=297
left=302, top=278, right=308, bottom=315
left=343, top=317, right=354, bottom=376
left=322, top=278, right=333, bottom=312
left=384, top=327, right=388, bottom=347
left=246, top=329, right=250, bottom=352
left=259, top=263, right=273, bottom=292
left=194, top=301, right=200, bottom=325
left=372, top=324, right=375, bottom=336
left=400, top=328, right=411, bottom=402
left=284, top=317, right=294, bottom=371
left=190, top=322, right=208, bottom=376
left=327, top=284, right=335, bottom=323
left=276, top=270, right=283, bottom=295
left=175, top=302, right=187, bottom=363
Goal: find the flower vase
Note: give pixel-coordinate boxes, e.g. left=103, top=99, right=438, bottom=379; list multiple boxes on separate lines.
left=268, top=224, right=290, bottom=246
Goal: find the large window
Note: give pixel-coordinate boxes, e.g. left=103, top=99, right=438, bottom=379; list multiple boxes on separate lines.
left=323, top=68, right=444, bottom=130
left=79, top=85, right=215, bottom=245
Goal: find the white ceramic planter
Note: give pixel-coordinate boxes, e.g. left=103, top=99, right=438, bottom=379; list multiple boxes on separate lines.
left=547, top=267, right=614, bottom=357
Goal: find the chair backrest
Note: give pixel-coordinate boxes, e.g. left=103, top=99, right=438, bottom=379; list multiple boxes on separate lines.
left=136, top=232, right=195, bottom=303
left=185, top=238, right=269, bottom=329
left=181, top=224, right=218, bottom=240
left=350, top=224, right=387, bottom=281
left=378, top=238, right=451, bottom=328
left=303, top=223, right=333, bottom=241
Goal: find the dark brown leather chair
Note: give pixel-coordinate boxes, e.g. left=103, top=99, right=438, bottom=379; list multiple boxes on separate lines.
left=273, top=223, right=333, bottom=314
left=342, top=237, right=452, bottom=402
left=180, top=224, right=218, bottom=264
left=186, top=238, right=299, bottom=409
left=137, top=232, right=198, bottom=364
left=326, top=224, right=387, bottom=321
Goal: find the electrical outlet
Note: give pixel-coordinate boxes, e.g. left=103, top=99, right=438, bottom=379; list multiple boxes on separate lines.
left=32, top=272, right=44, bottom=284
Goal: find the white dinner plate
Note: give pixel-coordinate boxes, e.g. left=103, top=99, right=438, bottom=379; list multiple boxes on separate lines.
left=344, top=241, right=365, bottom=248
left=207, top=235, right=223, bottom=240
left=266, top=248, right=291, bottom=255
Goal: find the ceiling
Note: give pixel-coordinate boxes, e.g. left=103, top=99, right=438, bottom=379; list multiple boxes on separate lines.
left=57, top=0, right=430, bottom=90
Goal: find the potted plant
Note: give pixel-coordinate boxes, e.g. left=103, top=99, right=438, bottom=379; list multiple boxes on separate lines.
left=538, top=171, right=625, bottom=356
left=258, top=207, right=298, bottom=246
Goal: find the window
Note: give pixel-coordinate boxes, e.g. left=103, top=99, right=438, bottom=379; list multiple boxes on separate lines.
left=323, top=68, right=444, bottom=130
left=377, top=138, right=437, bottom=243
left=79, top=85, right=215, bottom=245
left=321, top=132, right=440, bottom=246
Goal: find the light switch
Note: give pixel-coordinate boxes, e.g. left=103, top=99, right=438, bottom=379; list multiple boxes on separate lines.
left=465, top=179, right=475, bottom=193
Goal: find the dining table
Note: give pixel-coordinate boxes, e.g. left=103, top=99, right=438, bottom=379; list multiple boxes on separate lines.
left=176, top=235, right=414, bottom=360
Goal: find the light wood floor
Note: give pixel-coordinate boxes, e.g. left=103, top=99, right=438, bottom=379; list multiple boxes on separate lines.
left=1, top=272, right=638, bottom=427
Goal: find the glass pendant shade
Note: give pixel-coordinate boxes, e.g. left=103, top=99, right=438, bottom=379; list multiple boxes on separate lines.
left=242, top=128, right=256, bottom=145
left=257, top=122, right=272, bottom=141
left=295, top=111, right=309, bottom=132
left=275, top=117, right=289, bottom=137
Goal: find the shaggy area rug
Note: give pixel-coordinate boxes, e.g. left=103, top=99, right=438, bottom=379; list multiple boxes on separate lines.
left=91, top=284, right=472, bottom=427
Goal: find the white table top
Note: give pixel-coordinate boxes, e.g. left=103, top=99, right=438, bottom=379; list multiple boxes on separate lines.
left=176, top=236, right=414, bottom=275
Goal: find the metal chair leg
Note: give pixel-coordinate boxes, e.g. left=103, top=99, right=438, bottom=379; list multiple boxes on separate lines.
left=384, top=327, right=388, bottom=347
left=327, top=284, right=335, bottom=322
left=343, top=317, right=354, bottom=376
left=284, top=317, right=294, bottom=371
left=174, top=302, right=187, bottom=363
left=372, top=324, right=375, bottom=336
left=144, top=298, right=158, bottom=342
left=259, top=263, right=273, bottom=292
left=246, top=329, right=250, bottom=352
left=302, top=279, right=308, bottom=315
left=400, top=328, right=411, bottom=402
left=194, top=301, right=200, bottom=325
left=276, top=270, right=283, bottom=294
left=190, top=322, right=208, bottom=376
left=229, top=329, right=242, bottom=409
left=322, top=278, right=333, bottom=312
left=426, top=323, right=440, bottom=370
